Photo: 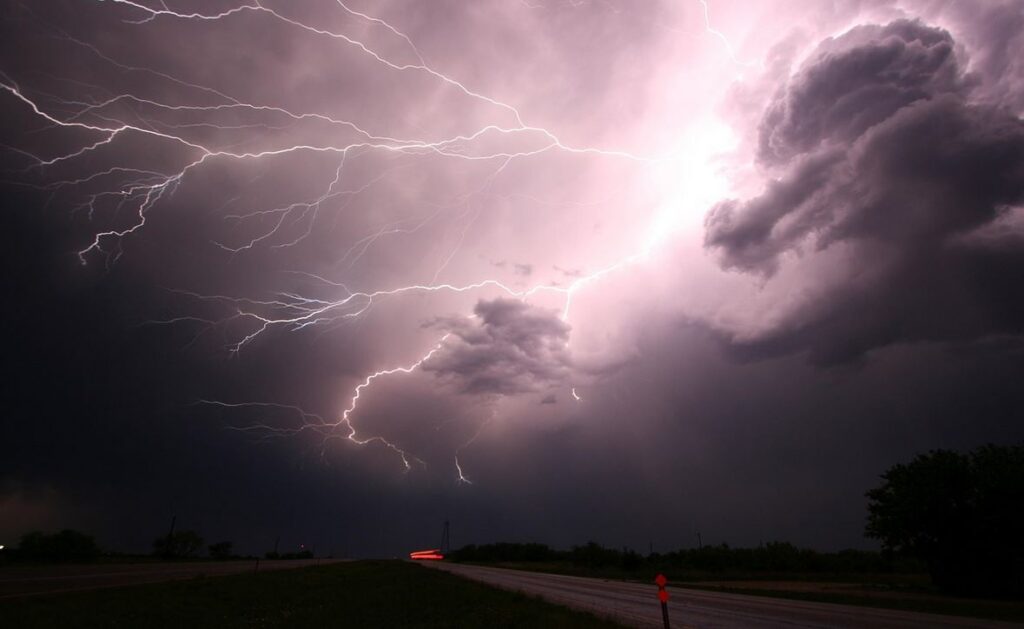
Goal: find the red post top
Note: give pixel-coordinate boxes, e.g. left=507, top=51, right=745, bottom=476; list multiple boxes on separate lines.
left=655, top=573, right=667, bottom=588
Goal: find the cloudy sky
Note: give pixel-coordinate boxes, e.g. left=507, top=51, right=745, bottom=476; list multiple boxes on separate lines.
left=1, top=0, right=1022, bottom=557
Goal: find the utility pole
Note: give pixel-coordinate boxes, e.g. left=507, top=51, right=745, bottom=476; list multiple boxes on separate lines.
left=696, top=532, right=702, bottom=550
left=440, top=519, right=451, bottom=555
left=163, top=515, right=177, bottom=559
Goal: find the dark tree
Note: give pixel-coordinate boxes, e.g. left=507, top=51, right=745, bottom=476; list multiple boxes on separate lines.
left=153, top=530, right=205, bottom=558
left=208, top=541, right=233, bottom=559
left=17, top=530, right=100, bottom=563
left=866, top=444, right=1024, bottom=596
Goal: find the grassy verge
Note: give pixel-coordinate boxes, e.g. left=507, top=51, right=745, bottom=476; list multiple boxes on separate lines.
left=0, top=561, right=625, bottom=628
left=679, top=584, right=1024, bottom=624
left=457, top=561, right=1024, bottom=624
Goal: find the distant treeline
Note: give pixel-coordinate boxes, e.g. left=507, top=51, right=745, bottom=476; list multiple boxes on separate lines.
left=0, top=529, right=247, bottom=563
left=5, top=530, right=102, bottom=563
left=450, top=541, right=922, bottom=575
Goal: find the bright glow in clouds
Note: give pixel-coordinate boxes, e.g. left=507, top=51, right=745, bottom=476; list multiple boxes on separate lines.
left=2, top=0, right=973, bottom=483
left=642, top=118, right=737, bottom=251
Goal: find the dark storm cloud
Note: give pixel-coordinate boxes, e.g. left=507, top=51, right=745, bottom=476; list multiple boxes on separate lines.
left=706, top=19, right=1024, bottom=362
left=757, top=20, right=964, bottom=165
left=422, top=298, right=571, bottom=395
left=929, top=0, right=1024, bottom=112
left=3, top=0, right=1023, bottom=564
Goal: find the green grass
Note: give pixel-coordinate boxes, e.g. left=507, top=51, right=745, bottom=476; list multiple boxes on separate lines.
left=0, top=561, right=625, bottom=628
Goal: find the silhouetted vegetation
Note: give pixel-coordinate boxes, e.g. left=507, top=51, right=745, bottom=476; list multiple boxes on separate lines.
left=208, top=541, right=234, bottom=560
left=866, top=443, right=1024, bottom=597
left=264, top=550, right=313, bottom=560
left=450, top=540, right=909, bottom=576
left=452, top=542, right=560, bottom=563
left=152, top=530, right=205, bottom=559
left=15, top=530, right=100, bottom=563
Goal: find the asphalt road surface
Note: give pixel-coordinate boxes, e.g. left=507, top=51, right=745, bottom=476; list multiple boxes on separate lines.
left=429, top=563, right=1018, bottom=629
left=0, top=559, right=343, bottom=599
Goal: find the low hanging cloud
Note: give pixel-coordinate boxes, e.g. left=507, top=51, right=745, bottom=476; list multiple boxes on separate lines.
left=422, top=298, right=572, bottom=395
left=705, top=18, right=1024, bottom=363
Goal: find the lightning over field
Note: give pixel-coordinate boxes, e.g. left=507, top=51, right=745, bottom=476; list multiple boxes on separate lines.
left=2, top=0, right=1023, bottom=559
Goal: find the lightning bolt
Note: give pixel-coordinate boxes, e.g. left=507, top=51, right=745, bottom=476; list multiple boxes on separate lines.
left=454, top=457, right=472, bottom=485
left=697, top=0, right=760, bottom=69
left=335, top=336, right=450, bottom=471
left=2, top=0, right=734, bottom=477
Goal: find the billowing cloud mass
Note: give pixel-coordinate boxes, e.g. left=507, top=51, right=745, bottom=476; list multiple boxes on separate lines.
left=1, top=0, right=1023, bottom=558
left=423, top=299, right=571, bottom=395
left=705, top=18, right=1024, bottom=362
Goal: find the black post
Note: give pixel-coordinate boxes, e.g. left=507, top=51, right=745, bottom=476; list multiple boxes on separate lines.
left=661, top=600, right=670, bottom=629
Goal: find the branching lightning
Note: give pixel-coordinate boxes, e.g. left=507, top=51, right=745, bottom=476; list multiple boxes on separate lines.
left=1, top=0, right=738, bottom=482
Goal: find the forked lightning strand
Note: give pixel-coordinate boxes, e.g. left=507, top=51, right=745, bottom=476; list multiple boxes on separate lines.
left=1, top=0, right=736, bottom=479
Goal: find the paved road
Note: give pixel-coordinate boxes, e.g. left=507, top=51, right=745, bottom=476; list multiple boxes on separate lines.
left=430, top=563, right=1018, bottom=629
left=0, top=559, right=344, bottom=599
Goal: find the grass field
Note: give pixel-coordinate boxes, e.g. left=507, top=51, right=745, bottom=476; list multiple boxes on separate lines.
left=0, top=561, right=625, bottom=628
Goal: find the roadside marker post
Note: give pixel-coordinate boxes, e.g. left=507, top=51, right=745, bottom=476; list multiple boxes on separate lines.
left=655, top=573, right=670, bottom=629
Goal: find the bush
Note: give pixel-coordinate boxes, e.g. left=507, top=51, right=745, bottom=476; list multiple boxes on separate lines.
left=153, top=530, right=205, bottom=559
left=208, top=541, right=234, bottom=559
left=18, top=530, right=100, bottom=563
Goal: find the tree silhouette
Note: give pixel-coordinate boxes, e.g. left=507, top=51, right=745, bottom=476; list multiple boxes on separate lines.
left=18, top=530, right=100, bottom=562
left=153, top=530, right=205, bottom=559
left=866, top=444, right=1024, bottom=596
left=208, top=541, right=233, bottom=559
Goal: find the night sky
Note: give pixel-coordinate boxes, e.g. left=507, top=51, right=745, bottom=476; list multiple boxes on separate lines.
left=2, top=0, right=1023, bottom=558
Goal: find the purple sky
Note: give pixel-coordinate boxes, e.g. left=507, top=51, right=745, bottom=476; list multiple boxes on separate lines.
left=1, top=0, right=1023, bottom=556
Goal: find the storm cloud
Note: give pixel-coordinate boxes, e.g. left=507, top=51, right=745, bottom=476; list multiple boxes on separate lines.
left=705, top=18, right=1024, bottom=362
left=1, top=0, right=1022, bottom=559
left=423, top=299, right=572, bottom=395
